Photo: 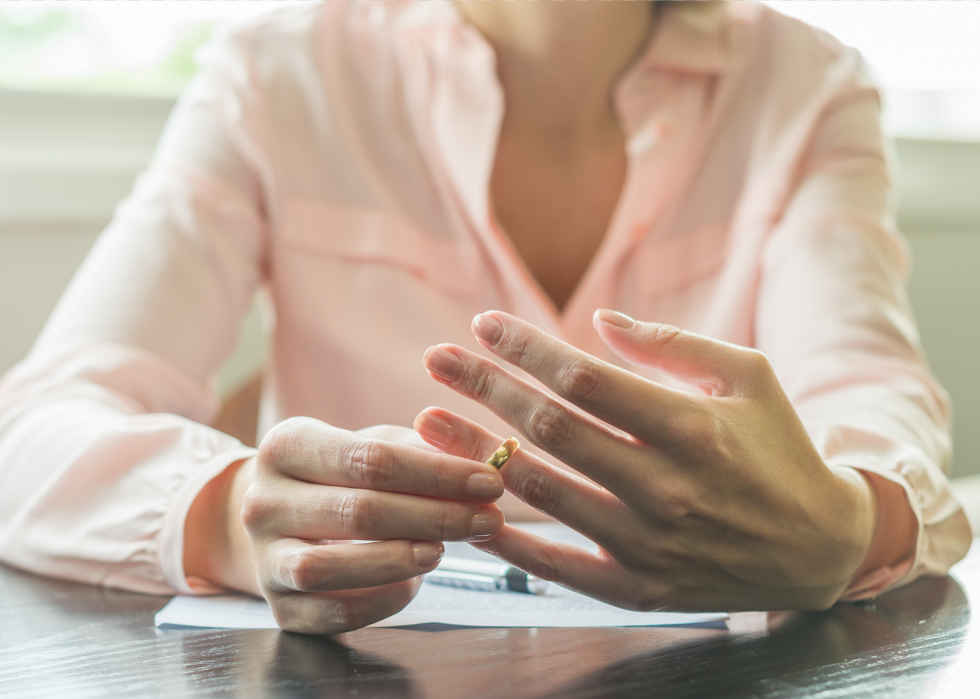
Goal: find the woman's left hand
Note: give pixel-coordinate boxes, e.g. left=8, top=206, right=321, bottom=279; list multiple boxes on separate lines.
left=415, top=310, right=880, bottom=612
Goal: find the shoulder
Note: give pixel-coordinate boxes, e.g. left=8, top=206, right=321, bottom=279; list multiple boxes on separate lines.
left=747, top=4, right=872, bottom=101
left=195, top=2, right=433, bottom=112
left=703, top=3, right=884, bottom=165
left=200, top=2, right=431, bottom=78
left=195, top=4, right=326, bottom=88
left=651, top=2, right=873, bottom=108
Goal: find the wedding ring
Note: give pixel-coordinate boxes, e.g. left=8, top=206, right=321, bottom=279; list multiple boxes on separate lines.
left=486, top=437, right=520, bottom=470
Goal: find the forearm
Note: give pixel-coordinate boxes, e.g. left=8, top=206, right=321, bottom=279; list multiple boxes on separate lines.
left=0, top=348, right=256, bottom=593
left=799, top=387, right=970, bottom=596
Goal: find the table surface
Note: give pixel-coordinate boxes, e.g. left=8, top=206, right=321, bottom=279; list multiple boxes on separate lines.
left=2, top=544, right=978, bottom=699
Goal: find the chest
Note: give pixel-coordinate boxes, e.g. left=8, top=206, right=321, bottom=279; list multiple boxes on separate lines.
left=489, top=123, right=628, bottom=312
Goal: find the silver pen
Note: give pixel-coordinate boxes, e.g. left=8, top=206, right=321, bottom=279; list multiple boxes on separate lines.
left=426, top=556, right=549, bottom=595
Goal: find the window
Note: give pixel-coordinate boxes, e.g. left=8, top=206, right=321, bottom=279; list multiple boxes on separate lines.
left=0, top=1, right=297, bottom=96
left=3, top=1, right=978, bottom=140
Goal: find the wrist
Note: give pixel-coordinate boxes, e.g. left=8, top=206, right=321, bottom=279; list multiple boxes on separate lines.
left=184, top=456, right=261, bottom=596
left=825, top=465, right=880, bottom=591
left=826, top=465, right=917, bottom=596
left=848, top=469, right=917, bottom=584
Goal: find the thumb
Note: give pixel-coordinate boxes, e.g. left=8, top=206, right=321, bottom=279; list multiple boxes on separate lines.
left=592, top=309, right=767, bottom=397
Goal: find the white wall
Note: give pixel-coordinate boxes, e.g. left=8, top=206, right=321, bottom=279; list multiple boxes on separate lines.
left=2, top=89, right=979, bottom=477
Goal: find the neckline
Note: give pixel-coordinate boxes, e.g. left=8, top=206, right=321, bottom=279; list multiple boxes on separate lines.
left=480, top=19, right=667, bottom=326
left=414, top=1, right=736, bottom=334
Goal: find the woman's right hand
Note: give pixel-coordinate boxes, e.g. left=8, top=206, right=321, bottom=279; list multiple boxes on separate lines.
left=187, top=416, right=506, bottom=634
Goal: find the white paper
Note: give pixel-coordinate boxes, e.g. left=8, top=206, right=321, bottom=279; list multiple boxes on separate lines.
left=155, top=593, right=280, bottom=629
left=154, top=523, right=728, bottom=630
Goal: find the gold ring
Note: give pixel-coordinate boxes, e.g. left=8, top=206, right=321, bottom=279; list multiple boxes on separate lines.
left=486, top=437, right=520, bottom=470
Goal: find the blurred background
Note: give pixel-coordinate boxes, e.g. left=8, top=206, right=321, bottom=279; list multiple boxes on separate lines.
left=1, top=1, right=978, bottom=494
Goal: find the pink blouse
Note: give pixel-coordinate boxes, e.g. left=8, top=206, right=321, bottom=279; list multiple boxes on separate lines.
left=0, top=1, right=971, bottom=601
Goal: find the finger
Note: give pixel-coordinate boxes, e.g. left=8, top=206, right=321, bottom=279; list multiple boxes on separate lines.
left=357, top=423, right=440, bottom=452
left=270, top=579, right=421, bottom=634
left=260, top=417, right=504, bottom=502
left=471, top=526, right=641, bottom=609
left=265, top=539, right=445, bottom=593
left=251, top=480, right=505, bottom=542
left=468, top=311, right=701, bottom=445
left=593, top=309, right=771, bottom=397
left=422, top=343, right=652, bottom=495
left=414, top=407, right=633, bottom=550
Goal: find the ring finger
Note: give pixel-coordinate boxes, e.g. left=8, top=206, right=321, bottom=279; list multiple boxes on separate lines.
left=422, top=344, right=655, bottom=502
left=414, top=407, right=636, bottom=557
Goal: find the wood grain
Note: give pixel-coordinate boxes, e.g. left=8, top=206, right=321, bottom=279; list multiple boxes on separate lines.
left=2, top=544, right=977, bottom=698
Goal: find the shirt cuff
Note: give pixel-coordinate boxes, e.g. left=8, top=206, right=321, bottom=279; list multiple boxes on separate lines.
left=836, top=460, right=922, bottom=601
left=159, top=447, right=257, bottom=595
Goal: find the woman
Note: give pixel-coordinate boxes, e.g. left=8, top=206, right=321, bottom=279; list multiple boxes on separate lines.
left=0, top=1, right=971, bottom=634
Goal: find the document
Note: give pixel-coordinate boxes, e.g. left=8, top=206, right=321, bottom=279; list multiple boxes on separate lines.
left=154, top=523, right=728, bottom=630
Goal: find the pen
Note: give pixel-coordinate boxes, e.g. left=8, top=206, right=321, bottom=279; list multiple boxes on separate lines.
left=426, top=556, right=548, bottom=595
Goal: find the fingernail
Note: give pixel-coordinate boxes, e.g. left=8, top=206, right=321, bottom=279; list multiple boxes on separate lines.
left=415, top=411, right=455, bottom=447
left=470, top=512, right=500, bottom=540
left=596, top=309, right=635, bottom=329
left=467, top=472, right=504, bottom=499
left=472, top=314, right=504, bottom=346
left=413, top=541, right=445, bottom=568
left=424, top=346, right=463, bottom=382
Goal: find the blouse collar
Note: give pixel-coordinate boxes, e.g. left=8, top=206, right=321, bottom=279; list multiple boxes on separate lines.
left=391, top=1, right=760, bottom=77
left=640, top=1, right=759, bottom=76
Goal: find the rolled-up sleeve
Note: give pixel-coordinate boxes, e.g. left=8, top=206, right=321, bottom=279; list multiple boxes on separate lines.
left=0, top=25, right=269, bottom=594
left=757, top=78, right=973, bottom=600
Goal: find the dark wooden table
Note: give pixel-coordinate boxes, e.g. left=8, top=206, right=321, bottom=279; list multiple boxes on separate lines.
left=2, top=544, right=978, bottom=699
